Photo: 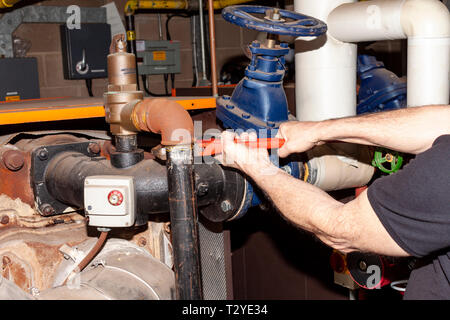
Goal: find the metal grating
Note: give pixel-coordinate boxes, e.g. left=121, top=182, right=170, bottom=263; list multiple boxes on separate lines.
left=198, top=220, right=229, bottom=300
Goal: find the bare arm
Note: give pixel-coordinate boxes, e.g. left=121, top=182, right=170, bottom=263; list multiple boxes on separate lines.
left=277, top=105, right=450, bottom=157
left=220, top=131, right=410, bottom=257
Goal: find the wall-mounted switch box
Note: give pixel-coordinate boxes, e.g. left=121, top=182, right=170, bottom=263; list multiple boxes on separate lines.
left=0, top=58, right=40, bottom=102
left=60, top=23, right=111, bottom=80
left=136, top=40, right=180, bottom=75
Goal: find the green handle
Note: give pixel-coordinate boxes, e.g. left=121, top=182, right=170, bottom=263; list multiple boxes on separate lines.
left=372, top=149, right=403, bottom=174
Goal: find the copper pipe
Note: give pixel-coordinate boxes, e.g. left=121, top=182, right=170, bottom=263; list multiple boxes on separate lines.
left=131, top=98, right=194, bottom=145
left=207, top=0, right=218, bottom=97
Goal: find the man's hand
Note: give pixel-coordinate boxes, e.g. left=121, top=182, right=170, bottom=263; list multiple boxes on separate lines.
left=276, top=121, right=323, bottom=158
left=219, top=130, right=279, bottom=177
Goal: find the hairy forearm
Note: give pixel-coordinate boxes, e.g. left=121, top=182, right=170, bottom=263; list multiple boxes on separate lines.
left=245, top=164, right=358, bottom=252
left=244, top=163, right=409, bottom=256
left=315, top=105, right=449, bottom=154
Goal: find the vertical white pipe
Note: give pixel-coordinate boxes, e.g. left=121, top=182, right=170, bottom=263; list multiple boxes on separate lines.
left=407, top=37, right=450, bottom=106
left=294, top=0, right=357, bottom=121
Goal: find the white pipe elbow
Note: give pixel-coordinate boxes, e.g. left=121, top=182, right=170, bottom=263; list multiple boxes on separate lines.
left=328, top=0, right=450, bottom=42
left=401, top=0, right=450, bottom=38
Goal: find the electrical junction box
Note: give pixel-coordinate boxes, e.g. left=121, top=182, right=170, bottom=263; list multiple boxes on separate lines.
left=0, top=58, right=40, bottom=102
left=136, top=40, right=180, bottom=75
left=60, top=23, right=111, bottom=80
left=84, top=176, right=135, bottom=228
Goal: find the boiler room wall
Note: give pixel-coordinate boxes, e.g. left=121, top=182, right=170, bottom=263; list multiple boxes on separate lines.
left=9, top=0, right=259, bottom=98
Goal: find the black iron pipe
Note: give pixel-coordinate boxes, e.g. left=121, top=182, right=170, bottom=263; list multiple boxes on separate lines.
left=44, top=151, right=245, bottom=225
left=165, top=144, right=203, bottom=300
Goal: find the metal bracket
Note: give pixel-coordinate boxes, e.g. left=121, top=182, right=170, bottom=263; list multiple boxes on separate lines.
left=31, top=141, right=100, bottom=217
left=0, top=5, right=107, bottom=57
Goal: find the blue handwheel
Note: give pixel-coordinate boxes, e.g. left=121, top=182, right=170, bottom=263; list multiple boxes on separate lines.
left=222, top=5, right=327, bottom=37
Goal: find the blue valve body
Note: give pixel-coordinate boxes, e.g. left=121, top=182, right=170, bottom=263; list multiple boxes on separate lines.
left=216, top=41, right=290, bottom=132
left=357, top=55, right=407, bottom=115
left=217, top=5, right=327, bottom=219
left=216, top=41, right=300, bottom=218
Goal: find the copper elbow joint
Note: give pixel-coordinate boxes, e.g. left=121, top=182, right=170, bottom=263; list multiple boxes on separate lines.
left=131, top=98, right=194, bottom=146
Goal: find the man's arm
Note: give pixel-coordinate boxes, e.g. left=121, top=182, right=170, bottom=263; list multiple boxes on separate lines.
left=220, top=131, right=410, bottom=257
left=277, top=105, right=450, bottom=157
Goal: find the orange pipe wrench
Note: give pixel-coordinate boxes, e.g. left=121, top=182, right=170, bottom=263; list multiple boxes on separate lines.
left=197, top=137, right=286, bottom=156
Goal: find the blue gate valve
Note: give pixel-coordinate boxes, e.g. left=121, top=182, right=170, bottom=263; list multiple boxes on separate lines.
left=217, top=6, right=327, bottom=132
left=215, top=6, right=327, bottom=220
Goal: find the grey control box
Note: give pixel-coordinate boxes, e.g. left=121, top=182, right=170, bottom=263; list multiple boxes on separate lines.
left=60, top=23, right=111, bottom=80
left=136, top=40, right=180, bottom=75
left=0, top=58, right=40, bottom=102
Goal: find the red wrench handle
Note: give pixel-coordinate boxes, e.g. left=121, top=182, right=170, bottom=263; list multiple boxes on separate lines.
left=198, top=138, right=285, bottom=156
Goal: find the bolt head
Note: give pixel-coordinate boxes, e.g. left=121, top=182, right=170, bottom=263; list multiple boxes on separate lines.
left=88, top=143, right=101, bottom=155
left=358, top=260, right=368, bottom=272
left=1, top=215, right=9, bottom=225
left=37, top=148, right=48, bottom=161
left=138, top=237, right=147, bottom=247
left=221, top=200, right=232, bottom=213
left=2, top=150, right=24, bottom=171
left=197, top=182, right=209, bottom=197
left=40, top=204, right=55, bottom=216
left=252, top=41, right=261, bottom=48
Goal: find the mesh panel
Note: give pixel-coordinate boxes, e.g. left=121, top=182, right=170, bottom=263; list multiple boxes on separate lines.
left=198, top=221, right=228, bottom=300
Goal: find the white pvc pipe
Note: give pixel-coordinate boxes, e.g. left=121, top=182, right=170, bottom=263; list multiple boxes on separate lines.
left=327, top=0, right=406, bottom=42
left=328, top=0, right=450, bottom=107
left=294, top=0, right=449, bottom=191
left=294, top=0, right=357, bottom=121
left=407, top=37, right=450, bottom=106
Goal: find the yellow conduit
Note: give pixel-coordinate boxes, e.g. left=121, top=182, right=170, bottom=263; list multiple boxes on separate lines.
left=0, top=0, right=21, bottom=8
left=125, top=0, right=254, bottom=13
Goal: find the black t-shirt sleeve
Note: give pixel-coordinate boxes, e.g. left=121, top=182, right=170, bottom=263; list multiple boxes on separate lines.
left=367, top=135, right=450, bottom=258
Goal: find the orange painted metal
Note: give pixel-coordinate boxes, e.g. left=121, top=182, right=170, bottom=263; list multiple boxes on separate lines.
left=0, top=96, right=216, bottom=126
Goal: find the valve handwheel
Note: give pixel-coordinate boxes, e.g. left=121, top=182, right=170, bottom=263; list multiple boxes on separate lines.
left=372, top=149, right=404, bottom=174
left=222, top=5, right=327, bottom=37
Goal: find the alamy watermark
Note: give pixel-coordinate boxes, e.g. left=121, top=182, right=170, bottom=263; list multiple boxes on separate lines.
left=66, top=5, right=81, bottom=30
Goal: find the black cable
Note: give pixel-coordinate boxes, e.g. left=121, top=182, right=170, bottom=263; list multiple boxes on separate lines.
left=163, top=74, right=169, bottom=95
left=170, top=73, right=175, bottom=94
left=142, top=75, right=170, bottom=97
left=164, top=13, right=189, bottom=91
left=85, top=78, right=93, bottom=97
left=166, top=13, right=190, bottom=41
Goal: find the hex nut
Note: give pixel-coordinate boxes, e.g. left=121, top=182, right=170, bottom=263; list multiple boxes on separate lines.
left=221, top=200, right=232, bottom=212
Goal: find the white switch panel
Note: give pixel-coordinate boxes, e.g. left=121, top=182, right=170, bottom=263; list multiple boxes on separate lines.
left=84, top=175, right=135, bottom=227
